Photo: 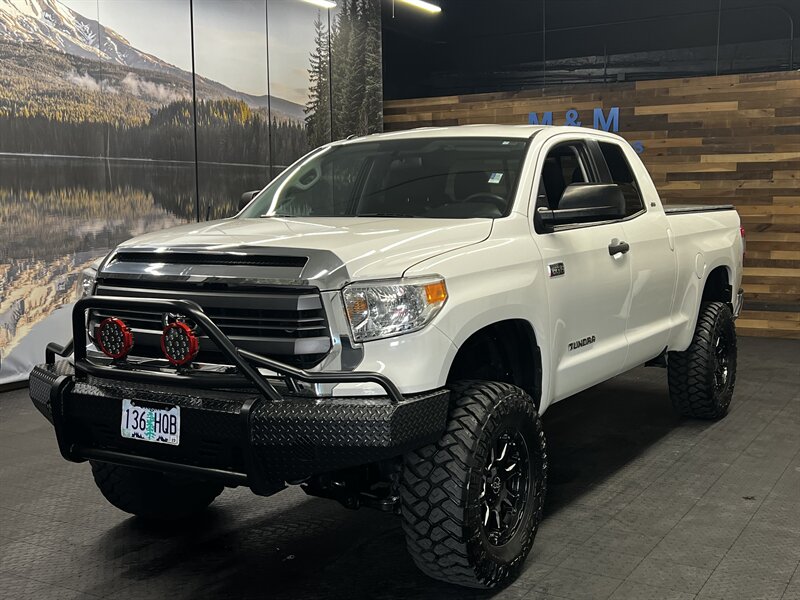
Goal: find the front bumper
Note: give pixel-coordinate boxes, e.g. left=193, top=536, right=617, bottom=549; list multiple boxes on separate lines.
left=30, top=361, right=449, bottom=491
left=30, top=295, right=450, bottom=493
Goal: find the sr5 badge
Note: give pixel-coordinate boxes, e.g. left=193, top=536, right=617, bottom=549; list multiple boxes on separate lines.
left=548, top=262, right=565, bottom=277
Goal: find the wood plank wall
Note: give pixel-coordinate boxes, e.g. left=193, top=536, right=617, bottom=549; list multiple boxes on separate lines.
left=383, top=71, right=800, bottom=339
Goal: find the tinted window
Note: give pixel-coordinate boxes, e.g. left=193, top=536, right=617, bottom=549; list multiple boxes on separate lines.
left=539, top=142, right=595, bottom=209
left=241, top=138, right=528, bottom=219
left=599, top=142, right=644, bottom=216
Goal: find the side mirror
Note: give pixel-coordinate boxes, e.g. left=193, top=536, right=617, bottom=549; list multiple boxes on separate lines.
left=239, top=190, right=260, bottom=212
left=537, top=183, right=626, bottom=230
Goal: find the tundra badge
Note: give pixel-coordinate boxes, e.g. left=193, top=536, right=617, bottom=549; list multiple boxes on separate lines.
left=568, top=335, right=596, bottom=351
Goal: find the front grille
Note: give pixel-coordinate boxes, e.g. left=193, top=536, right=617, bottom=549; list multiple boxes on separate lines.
left=92, top=279, right=331, bottom=369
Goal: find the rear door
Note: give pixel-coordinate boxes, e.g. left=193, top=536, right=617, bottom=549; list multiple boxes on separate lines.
left=594, top=140, right=677, bottom=368
left=533, top=137, right=632, bottom=402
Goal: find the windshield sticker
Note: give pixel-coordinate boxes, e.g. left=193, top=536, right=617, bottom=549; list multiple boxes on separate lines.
left=488, top=172, right=503, bottom=184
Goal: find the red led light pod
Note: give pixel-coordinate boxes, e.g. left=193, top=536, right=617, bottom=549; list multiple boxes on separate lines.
left=161, top=321, right=200, bottom=366
left=95, top=317, right=134, bottom=359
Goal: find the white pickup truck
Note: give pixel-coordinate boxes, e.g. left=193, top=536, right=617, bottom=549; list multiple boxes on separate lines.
left=31, top=125, right=745, bottom=588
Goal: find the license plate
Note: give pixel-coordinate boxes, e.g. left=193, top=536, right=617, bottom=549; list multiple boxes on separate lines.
left=121, top=399, right=180, bottom=445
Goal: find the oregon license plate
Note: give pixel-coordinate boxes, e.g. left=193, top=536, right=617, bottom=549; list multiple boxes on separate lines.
left=121, top=399, right=180, bottom=445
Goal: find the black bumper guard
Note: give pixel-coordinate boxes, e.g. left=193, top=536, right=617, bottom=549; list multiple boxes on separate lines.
left=36, top=297, right=448, bottom=491
left=48, top=296, right=404, bottom=403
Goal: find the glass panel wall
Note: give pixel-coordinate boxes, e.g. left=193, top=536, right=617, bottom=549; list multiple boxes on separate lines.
left=268, top=0, right=329, bottom=177
left=193, top=0, right=271, bottom=219
left=0, top=0, right=383, bottom=383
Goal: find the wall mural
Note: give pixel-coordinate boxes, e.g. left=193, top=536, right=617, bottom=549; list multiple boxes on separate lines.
left=0, top=0, right=383, bottom=383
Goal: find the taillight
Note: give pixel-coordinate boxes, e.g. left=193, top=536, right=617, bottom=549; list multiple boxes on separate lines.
left=740, top=226, right=746, bottom=258
left=95, top=317, right=134, bottom=359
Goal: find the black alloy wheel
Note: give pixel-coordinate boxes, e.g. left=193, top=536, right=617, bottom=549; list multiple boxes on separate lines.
left=668, top=301, right=737, bottom=420
left=481, top=429, right=531, bottom=547
left=400, top=381, right=547, bottom=588
left=713, top=326, right=732, bottom=393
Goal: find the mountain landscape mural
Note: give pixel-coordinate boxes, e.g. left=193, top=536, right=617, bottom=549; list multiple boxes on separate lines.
left=0, top=0, right=305, bottom=119
left=0, top=0, right=383, bottom=383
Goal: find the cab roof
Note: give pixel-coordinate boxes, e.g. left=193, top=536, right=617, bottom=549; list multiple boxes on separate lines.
left=342, top=124, right=547, bottom=143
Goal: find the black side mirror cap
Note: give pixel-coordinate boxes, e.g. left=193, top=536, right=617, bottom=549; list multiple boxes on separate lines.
left=239, top=190, right=260, bottom=212
left=537, top=183, right=626, bottom=230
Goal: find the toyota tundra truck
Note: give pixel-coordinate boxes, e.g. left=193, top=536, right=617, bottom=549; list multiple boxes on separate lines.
left=30, top=125, right=745, bottom=588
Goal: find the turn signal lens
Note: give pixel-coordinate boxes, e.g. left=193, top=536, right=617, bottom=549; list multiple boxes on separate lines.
left=95, top=317, right=134, bottom=359
left=161, top=321, right=200, bottom=366
left=425, top=280, right=448, bottom=304
left=345, top=295, right=369, bottom=323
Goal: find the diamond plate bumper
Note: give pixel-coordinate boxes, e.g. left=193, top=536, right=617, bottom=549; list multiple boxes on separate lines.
left=29, top=361, right=449, bottom=492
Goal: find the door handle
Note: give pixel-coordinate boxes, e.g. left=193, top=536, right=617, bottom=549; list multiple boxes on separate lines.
left=608, top=240, right=630, bottom=256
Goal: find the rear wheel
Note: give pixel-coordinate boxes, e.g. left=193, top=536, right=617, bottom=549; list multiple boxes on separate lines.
left=90, top=461, right=223, bottom=520
left=668, top=301, right=737, bottom=419
left=399, top=381, right=547, bottom=588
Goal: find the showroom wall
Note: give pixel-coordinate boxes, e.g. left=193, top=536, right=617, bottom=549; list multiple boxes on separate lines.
left=0, top=0, right=383, bottom=383
left=384, top=70, right=800, bottom=339
left=381, top=0, right=799, bottom=99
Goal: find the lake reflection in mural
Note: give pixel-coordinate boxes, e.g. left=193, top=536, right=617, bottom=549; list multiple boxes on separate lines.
left=0, top=156, right=275, bottom=375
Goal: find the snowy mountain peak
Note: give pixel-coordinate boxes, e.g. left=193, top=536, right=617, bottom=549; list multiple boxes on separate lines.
left=0, top=0, right=174, bottom=73
left=0, top=0, right=305, bottom=121
left=3, top=0, right=47, bottom=19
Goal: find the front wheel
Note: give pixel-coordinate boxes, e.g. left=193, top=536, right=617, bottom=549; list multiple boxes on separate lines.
left=668, top=301, right=737, bottom=420
left=399, top=381, right=547, bottom=588
left=90, top=461, right=223, bottom=520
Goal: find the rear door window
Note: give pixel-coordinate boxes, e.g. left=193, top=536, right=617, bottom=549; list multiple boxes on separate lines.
left=598, top=142, right=645, bottom=217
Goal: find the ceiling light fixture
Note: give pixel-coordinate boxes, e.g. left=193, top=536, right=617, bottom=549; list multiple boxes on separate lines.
left=398, top=0, right=441, bottom=13
left=300, top=0, right=337, bottom=9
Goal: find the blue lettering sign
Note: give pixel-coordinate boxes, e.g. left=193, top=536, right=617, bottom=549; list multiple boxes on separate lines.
left=525, top=105, right=637, bottom=149
left=528, top=111, right=553, bottom=125
left=593, top=107, right=619, bottom=132
left=565, top=109, right=582, bottom=126
left=528, top=106, right=620, bottom=132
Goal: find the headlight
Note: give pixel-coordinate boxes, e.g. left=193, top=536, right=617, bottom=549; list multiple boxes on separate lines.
left=80, top=267, right=97, bottom=298
left=342, top=277, right=448, bottom=342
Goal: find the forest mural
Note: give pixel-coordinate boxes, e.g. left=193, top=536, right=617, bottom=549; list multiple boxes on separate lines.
left=0, top=0, right=383, bottom=383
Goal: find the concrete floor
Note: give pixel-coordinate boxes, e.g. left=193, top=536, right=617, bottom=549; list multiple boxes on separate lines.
left=0, top=336, right=798, bottom=600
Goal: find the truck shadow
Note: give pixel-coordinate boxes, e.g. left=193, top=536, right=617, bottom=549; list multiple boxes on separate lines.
left=90, top=367, right=707, bottom=600
left=541, top=366, right=696, bottom=515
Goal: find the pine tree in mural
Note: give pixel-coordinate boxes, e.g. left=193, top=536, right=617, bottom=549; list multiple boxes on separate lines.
left=306, top=0, right=382, bottom=147
left=329, top=0, right=350, bottom=141
left=358, top=0, right=383, bottom=134
left=305, top=12, right=331, bottom=149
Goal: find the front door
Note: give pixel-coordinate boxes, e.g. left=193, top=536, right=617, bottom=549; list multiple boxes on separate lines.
left=534, top=138, right=632, bottom=402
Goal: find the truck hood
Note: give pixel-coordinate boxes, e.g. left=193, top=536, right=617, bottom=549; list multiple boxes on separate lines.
left=114, top=217, right=493, bottom=287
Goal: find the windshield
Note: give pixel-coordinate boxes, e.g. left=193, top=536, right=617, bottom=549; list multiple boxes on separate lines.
left=240, top=137, right=529, bottom=219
